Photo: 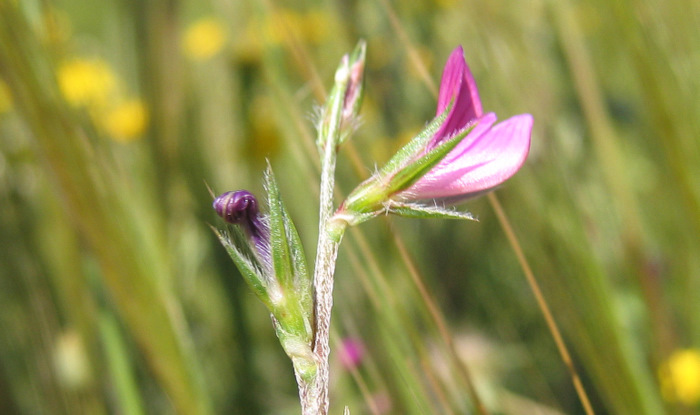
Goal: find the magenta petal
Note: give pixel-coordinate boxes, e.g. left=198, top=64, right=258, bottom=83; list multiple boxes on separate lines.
left=407, top=114, right=533, bottom=200
left=436, top=47, right=468, bottom=115
left=435, top=113, right=498, bottom=166
left=431, top=46, right=483, bottom=148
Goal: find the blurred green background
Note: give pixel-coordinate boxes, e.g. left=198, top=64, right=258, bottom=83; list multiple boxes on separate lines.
left=1, top=0, right=699, bottom=414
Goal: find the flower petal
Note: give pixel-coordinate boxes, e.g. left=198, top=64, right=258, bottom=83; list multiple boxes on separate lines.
left=432, top=46, right=483, bottom=147
left=406, top=113, right=533, bottom=200
left=433, top=113, right=498, bottom=166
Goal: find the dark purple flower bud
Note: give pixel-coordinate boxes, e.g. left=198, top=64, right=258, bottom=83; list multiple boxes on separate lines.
left=213, top=190, right=269, bottom=255
left=214, top=190, right=258, bottom=224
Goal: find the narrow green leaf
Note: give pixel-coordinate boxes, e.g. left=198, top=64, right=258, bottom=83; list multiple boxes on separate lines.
left=387, top=201, right=477, bottom=221
left=282, top=206, right=313, bottom=332
left=263, top=166, right=294, bottom=295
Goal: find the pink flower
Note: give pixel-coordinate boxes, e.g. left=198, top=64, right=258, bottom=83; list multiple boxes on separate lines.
left=338, top=338, right=365, bottom=369
left=399, top=46, right=533, bottom=202
left=338, top=46, right=533, bottom=225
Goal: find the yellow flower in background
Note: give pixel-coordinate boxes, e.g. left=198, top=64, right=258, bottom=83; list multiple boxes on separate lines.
left=101, top=99, right=148, bottom=142
left=56, top=56, right=146, bottom=142
left=58, top=58, right=116, bottom=108
left=659, top=348, right=700, bottom=406
left=182, top=18, right=226, bottom=61
left=0, top=81, right=12, bottom=113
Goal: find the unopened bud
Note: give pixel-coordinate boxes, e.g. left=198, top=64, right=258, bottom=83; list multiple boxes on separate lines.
left=213, top=190, right=269, bottom=255
left=317, top=40, right=367, bottom=149
left=341, top=41, right=366, bottom=124
left=213, top=190, right=258, bottom=224
left=338, top=41, right=366, bottom=144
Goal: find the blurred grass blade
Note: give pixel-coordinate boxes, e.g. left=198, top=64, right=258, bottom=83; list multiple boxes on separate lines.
left=99, top=312, right=145, bottom=415
left=0, top=4, right=210, bottom=414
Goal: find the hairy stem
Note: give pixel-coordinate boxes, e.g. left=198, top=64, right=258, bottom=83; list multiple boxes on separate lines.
left=300, top=56, right=353, bottom=415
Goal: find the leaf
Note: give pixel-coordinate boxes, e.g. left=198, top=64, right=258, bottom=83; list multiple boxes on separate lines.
left=387, top=201, right=477, bottom=221
left=283, top=206, right=313, bottom=330
left=264, top=165, right=295, bottom=295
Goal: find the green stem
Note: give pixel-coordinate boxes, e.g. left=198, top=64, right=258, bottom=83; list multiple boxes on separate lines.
left=301, top=55, right=353, bottom=415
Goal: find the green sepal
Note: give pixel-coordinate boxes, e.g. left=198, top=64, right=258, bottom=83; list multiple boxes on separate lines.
left=387, top=201, right=477, bottom=221
left=339, top=108, right=445, bottom=215
left=384, top=122, right=475, bottom=195
left=212, top=226, right=273, bottom=310
left=377, top=105, right=451, bottom=177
